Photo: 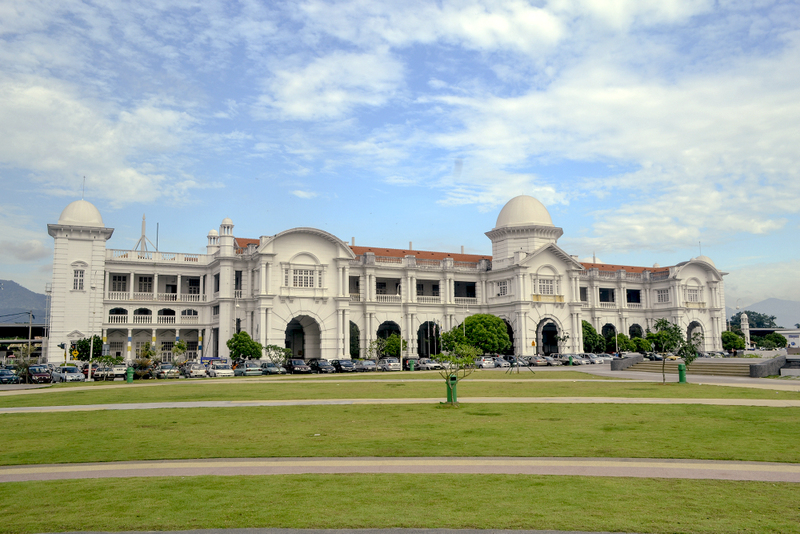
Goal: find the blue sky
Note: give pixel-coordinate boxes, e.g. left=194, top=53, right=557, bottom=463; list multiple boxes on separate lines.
left=2, top=0, right=799, bottom=308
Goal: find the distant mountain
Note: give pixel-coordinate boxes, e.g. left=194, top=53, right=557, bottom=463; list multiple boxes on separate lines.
left=725, top=298, right=800, bottom=329
left=0, top=280, right=47, bottom=323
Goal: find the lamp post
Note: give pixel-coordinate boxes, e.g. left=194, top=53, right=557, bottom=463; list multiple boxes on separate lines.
left=87, top=272, right=97, bottom=381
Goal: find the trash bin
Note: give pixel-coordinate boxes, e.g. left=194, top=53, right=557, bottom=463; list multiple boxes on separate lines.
left=126, top=366, right=134, bottom=383
left=568, top=355, right=573, bottom=366
left=678, top=363, right=686, bottom=383
left=446, top=374, right=458, bottom=403
left=409, top=360, right=415, bottom=372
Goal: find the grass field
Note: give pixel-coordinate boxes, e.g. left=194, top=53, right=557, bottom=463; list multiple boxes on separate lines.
left=3, top=373, right=799, bottom=534
left=1, top=374, right=799, bottom=407
left=2, top=475, right=799, bottom=534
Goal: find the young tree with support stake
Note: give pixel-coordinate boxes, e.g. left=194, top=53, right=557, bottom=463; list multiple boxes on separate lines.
left=434, top=342, right=480, bottom=406
left=647, top=318, right=703, bottom=384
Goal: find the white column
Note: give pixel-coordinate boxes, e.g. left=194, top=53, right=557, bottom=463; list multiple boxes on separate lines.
left=129, top=272, right=135, bottom=300
left=266, top=309, right=272, bottom=347
left=344, top=309, right=350, bottom=358
left=104, top=271, right=109, bottom=299
left=176, top=274, right=182, bottom=301
left=259, top=308, right=266, bottom=346
left=153, top=273, right=159, bottom=300
left=265, top=263, right=271, bottom=294
left=519, top=312, right=527, bottom=355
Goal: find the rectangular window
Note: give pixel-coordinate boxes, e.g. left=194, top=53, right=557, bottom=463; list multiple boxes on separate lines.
left=138, top=276, right=153, bottom=293
left=293, top=269, right=315, bottom=288
left=416, top=283, right=423, bottom=296
left=110, top=341, right=124, bottom=357
left=580, top=287, right=588, bottom=302
left=657, top=289, right=669, bottom=303
left=212, top=305, right=220, bottom=315
left=599, top=288, right=615, bottom=302
left=73, top=269, right=84, bottom=291
left=626, top=289, right=641, bottom=303
left=432, top=284, right=440, bottom=297
left=234, top=271, right=242, bottom=291
left=213, top=273, right=220, bottom=293
left=687, top=289, right=699, bottom=302
left=161, top=341, right=174, bottom=352
left=186, top=341, right=198, bottom=351
left=134, top=341, right=149, bottom=357
left=538, top=279, right=554, bottom=295
left=188, top=278, right=200, bottom=294
left=498, top=281, right=508, bottom=296
left=111, top=275, right=127, bottom=292
left=376, top=282, right=387, bottom=295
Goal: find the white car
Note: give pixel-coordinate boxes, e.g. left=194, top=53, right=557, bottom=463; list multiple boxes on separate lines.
left=184, top=363, right=208, bottom=378
left=377, top=358, right=401, bottom=371
left=208, top=363, right=234, bottom=378
left=494, top=357, right=510, bottom=368
left=474, top=357, right=495, bottom=369
left=52, top=366, right=86, bottom=383
left=416, top=358, right=443, bottom=370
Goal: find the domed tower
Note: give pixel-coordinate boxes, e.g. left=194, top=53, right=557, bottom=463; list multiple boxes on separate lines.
left=485, top=195, right=564, bottom=262
left=47, top=200, right=114, bottom=362
left=218, top=217, right=235, bottom=257
left=207, top=229, right=219, bottom=255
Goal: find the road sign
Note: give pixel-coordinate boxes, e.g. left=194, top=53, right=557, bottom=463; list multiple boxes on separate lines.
left=72, top=350, right=79, bottom=357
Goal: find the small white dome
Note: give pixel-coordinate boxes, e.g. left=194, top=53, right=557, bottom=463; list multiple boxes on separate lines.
left=653, top=263, right=660, bottom=268
left=221, top=217, right=233, bottom=226
left=208, top=229, right=218, bottom=236
left=495, top=195, right=554, bottom=228
left=58, top=200, right=104, bottom=228
left=695, top=255, right=715, bottom=266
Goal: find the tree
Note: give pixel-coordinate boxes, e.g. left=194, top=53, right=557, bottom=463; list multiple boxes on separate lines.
left=227, top=331, right=263, bottom=360
left=263, top=344, right=292, bottom=364
left=133, top=342, right=160, bottom=379
left=75, top=335, right=103, bottom=361
left=582, top=321, right=605, bottom=353
left=632, top=336, right=652, bottom=354
left=434, top=342, right=480, bottom=406
left=721, top=331, right=745, bottom=352
left=729, top=310, right=779, bottom=329
left=444, top=314, right=511, bottom=354
left=613, top=333, right=635, bottom=353
left=172, top=339, right=189, bottom=367
left=648, top=318, right=703, bottom=384
left=366, top=338, right=387, bottom=360
left=765, top=332, right=787, bottom=348
left=383, top=332, right=407, bottom=358
left=349, top=322, right=360, bottom=358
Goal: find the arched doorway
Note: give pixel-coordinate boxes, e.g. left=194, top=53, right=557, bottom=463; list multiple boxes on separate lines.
left=629, top=324, right=644, bottom=339
left=503, top=319, right=515, bottom=355
left=602, top=323, right=617, bottom=354
left=536, top=319, right=559, bottom=355
left=285, top=315, right=322, bottom=360
left=417, top=321, right=440, bottom=358
left=377, top=321, right=400, bottom=339
left=687, top=321, right=704, bottom=344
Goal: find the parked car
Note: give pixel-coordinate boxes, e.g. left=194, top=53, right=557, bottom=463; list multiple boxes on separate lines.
left=21, top=364, right=52, bottom=384
left=285, top=359, right=312, bottom=374
left=0, top=369, right=21, bottom=384
left=52, top=366, right=86, bottom=382
left=259, top=361, right=287, bottom=375
left=208, top=363, right=234, bottom=378
left=81, top=363, right=101, bottom=378
left=377, top=358, right=401, bottom=371
left=155, top=363, right=181, bottom=379
left=474, top=356, right=495, bottom=369
left=559, top=354, right=583, bottom=365
left=330, top=359, right=356, bottom=372
left=354, top=360, right=377, bottom=372
left=234, top=361, right=264, bottom=376
left=493, top=357, right=511, bottom=368
left=307, top=359, right=336, bottom=374
left=530, top=356, right=547, bottom=366
left=92, top=366, right=113, bottom=381
left=416, top=358, right=443, bottom=371
left=109, top=364, right=128, bottom=380
left=543, top=356, right=561, bottom=366
left=183, top=363, right=208, bottom=378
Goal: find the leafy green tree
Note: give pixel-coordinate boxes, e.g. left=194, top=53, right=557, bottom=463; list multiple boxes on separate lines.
left=366, top=338, right=387, bottom=360
left=226, top=331, right=263, bottom=360
left=264, top=344, right=292, bottom=364
left=350, top=322, right=360, bottom=358
left=729, top=310, right=779, bottom=329
left=765, top=332, right=787, bottom=348
left=444, top=314, right=511, bottom=354
left=172, top=339, right=189, bottom=367
left=434, top=343, right=480, bottom=406
left=648, top=318, right=703, bottom=383
left=384, top=332, right=407, bottom=358
left=632, top=336, right=652, bottom=354
left=721, top=331, right=745, bottom=352
left=133, top=343, right=160, bottom=379
left=582, top=321, right=605, bottom=353
left=75, top=335, right=103, bottom=361
left=613, top=333, right=635, bottom=353
left=751, top=335, right=776, bottom=350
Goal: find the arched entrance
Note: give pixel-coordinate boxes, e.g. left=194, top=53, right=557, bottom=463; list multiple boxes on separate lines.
left=503, top=319, right=515, bottom=355
left=687, top=321, right=704, bottom=344
left=536, top=320, right=559, bottom=355
left=629, top=324, right=643, bottom=339
left=377, top=321, right=400, bottom=339
left=602, top=323, right=617, bottom=354
left=285, top=315, right=322, bottom=360
left=417, top=321, right=440, bottom=358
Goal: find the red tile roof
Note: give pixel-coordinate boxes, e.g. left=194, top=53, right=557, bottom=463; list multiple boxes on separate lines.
left=349, top=245, right=491, bottom=262
left=580, top=262, right=670, bottom=273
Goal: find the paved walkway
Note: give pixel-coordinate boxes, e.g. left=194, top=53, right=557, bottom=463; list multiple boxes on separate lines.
left=3, top=456, right=799, bottom=483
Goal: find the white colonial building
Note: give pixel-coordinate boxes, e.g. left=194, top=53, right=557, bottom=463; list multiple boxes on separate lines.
left=46, top=195, right=726, bottom=363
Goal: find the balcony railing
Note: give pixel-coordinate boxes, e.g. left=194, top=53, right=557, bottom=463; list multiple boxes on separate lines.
left=234, top=290, right=243, bottom=299
left=107, top=315, right=128, bottom=324
left=181, top=316, right=199, bottom=324
left=376, top=294, right=401, bottom=303
left=454, top=297, right=478, bottom=305
left=626, top=303, right=643, bottom=309
left=181, top=294, right=205, bottom=302
left=531, top=294, right=565, bottom=303
left=107, top=315, right=200, bottom=325
left=107, top=249, right=209, bottom=264
left=416, top=296, right=440, bottom=304
left=350, top=293, right=361, bottom=302
left=157, top=316, right=176, bottom=324
left=132, top=315, right=152, bottom=324
left=108, top=291, right=128, bottom=300
left=158, top=293, right=178, bottom=302
left=133, top=292, right=154, bottom=301
left=598, top=302, right=616, bottom=309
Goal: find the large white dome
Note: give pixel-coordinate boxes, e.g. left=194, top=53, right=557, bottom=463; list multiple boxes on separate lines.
left=58, top=200, right=104, bottom=228
left=495, top=195, right=554, bottom=228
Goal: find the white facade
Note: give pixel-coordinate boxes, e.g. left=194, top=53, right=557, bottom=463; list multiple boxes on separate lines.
left=46, top=195, right=726, bottom=363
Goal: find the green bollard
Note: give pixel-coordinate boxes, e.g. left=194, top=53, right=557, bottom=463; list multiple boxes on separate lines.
left=446, top=374, right=458, bottom=403
left=568, top=355, right=573, bottom=366
left=126, top=366, right=134, bottom=383
left=678, top=363, right=687, bottom=383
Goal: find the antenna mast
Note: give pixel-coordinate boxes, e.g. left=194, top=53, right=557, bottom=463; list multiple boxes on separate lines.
left=133, top=214, right=158, bottom=253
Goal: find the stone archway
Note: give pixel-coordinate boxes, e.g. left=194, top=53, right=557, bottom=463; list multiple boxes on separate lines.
left=687, top=320, right=704, bottom=344
left=377, top=321, right=400, bottom=339
left=417, top=321, right=440, bottom=358
left=536, top=319, right=560, bottom=355
left=285, top=315, right=322, bottom=360
left=503, top=319, right=515, bottom=355
left=629, top=324, right=644, bottom=339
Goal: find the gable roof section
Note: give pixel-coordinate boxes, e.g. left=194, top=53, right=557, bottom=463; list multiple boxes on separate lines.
left=519, top=242, right=584, bottom=269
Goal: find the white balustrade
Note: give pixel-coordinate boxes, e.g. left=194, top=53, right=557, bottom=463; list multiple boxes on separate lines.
left=157, top=316, right=176, bottom=324
left=133, top=292, right=154, bottom=301
left=181, top=294, right=205, bottom=302
left=599, top=302, right=617, bottom=308
left=626, top=303, right=643, bottom=309
left=416, top=296, right=441, bottom=304
left=180, top=316, right=199, bottom=324
left=158, top=293, right=178, bottom=302
left=108, top=291, right=128, bottom=300
left=133, top=315, right=152, bottom=324
left=350, top=293, right=361, bottom=302
left=454, top=297, right=478, bottom=305
left=376, top=294, right=401, bottom=303
left=107, top=315, right=129, bottom=324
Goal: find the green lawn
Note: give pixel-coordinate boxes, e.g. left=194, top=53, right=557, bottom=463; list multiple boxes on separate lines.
left=2, top=475, right=798, bottom=534
left=1, top=375, right=798, bottom=407
left=2, top=403, right=798, bottom=465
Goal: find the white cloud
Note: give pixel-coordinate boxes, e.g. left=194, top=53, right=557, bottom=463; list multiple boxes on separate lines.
left=724, top=260, right=800, bottom=305
left=291, top=190, right=318, bottom=199
left=254, top=50, right=404, bottom=120
left=0, top=239, right=51, bottom=262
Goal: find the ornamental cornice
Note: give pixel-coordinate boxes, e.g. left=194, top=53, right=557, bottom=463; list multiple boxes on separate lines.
left=484, top=224, right=564, bottom=241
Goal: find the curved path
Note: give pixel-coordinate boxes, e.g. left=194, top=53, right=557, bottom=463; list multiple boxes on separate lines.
left=3, top=456, right=799, bottom=483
